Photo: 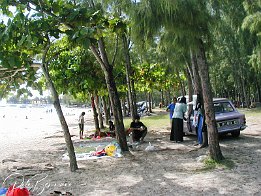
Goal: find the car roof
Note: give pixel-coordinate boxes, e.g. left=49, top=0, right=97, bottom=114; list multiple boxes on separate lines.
left=213, top=98, right=229, bottom=102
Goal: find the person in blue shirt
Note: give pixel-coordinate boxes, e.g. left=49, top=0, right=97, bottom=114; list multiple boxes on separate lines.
left=166, top=97, right=177, bottom=126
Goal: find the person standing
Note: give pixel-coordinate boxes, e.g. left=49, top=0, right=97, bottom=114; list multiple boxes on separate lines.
left=166, top=97, right=177, bottom=126
left=78, top=112, right=85, bottom=139
left=170, top=96, right=187, bottom=142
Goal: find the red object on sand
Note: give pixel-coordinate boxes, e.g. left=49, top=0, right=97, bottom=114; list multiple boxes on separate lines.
left=6, top=185, right=30, bottom=196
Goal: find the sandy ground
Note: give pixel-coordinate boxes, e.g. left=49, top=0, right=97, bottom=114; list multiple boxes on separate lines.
left=0, top=107, right=260, bottom=196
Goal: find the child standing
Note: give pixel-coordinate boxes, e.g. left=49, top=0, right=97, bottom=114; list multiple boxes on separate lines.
left=78, top=112, right=85, bottom=139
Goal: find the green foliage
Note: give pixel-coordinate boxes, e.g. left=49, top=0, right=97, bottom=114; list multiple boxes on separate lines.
left=47, top=37, right=107, bottom=99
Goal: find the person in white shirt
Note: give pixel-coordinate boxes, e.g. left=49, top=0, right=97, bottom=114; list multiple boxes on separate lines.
left=170, top=97, right=187, bottom=142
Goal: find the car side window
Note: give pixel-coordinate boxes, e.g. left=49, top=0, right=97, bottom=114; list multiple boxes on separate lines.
left=222, top=102, right=234, bottom=112
left=214, top=103, right=223, bottom=113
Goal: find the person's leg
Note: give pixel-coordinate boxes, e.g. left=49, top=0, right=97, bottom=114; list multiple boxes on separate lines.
left=132, top=131, right=137, bottom=142
left=79, top=124, right=81, bottom=139
left=197, top=115, right=203, bottom=145
left=170, top=118, right=176, bottom=141
left=176, top=119, right=184, bottom=142
left=132, top=130, right=141, bottom=142
left=79, top=124, right=84, bottom=139
left=140, top=128, right=147, bottom=142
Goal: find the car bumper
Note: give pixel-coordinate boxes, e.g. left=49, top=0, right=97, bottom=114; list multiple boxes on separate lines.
left=218, top=124, right=247, bottom=133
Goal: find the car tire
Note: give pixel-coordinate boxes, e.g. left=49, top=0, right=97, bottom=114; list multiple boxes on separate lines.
left=231, top=130, right=240, bottom=137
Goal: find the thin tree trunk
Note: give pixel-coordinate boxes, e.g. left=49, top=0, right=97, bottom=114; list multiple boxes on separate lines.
left=190, top=50, right=201, bottom=94
left=91, top=95, right=100, bottom=132
left=197, top=39, right=223, bottom=161
left=94, top=94, right=104, bottom=129
left=131, top=79, right=138, bottom=116
left=122, top=33, right=137, bottom=120
left=121, top=98, right=127, bottom=117
left=148, top=92, right=152, bottom=113
left=160, top=90, right=164, bottom=106
left=186, top=67, right=193, bottom=113
left=41, top=43, right=78, bottom=172
left=101, top=96, right=109, bottom=125
left=176, top=67, right=185, bottom=95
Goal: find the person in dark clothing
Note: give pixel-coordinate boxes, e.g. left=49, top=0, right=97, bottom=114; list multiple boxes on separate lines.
left=109, top=120, right=115, bottom=132
left=129, top=115, right=147, bottom=142
left=108, top=120, right=116, bottom=137
left=170, top=96, right=187, bottom=142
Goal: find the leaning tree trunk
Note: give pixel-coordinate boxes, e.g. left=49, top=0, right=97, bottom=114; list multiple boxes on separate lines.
left=41, top=43, right=78, bottom=172
left=197, top=39, right=224, bottom=161
left=90, top=39, right=128, bottom=151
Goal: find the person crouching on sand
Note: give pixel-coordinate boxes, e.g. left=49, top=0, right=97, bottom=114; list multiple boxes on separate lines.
left=129, top=115, right=147, bottom=143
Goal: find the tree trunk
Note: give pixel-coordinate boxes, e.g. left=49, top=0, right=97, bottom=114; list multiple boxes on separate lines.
left=190, top=50, right=201, bottom=94
left=176, top=67, right=185, bottom=95
left=91, top=95, right=100, bottom=132
left=148, top=92, right=152, bottom=113
left=122, top=34, right=137, bottom=120
left=191, top=50, right=208, bottom=146
left=131, top=79, right=138, bottom=117
left=186, top=67, right=193, bottom=116
left=101, top=96, right=109, bottom=125
left=90, top=39, right=128, bottom=151
left=94, top=94, right=104, bottom=129
left=160, top=89, right=164, bottom=106
left=121, top=98, right=127, bottom=117
left=41, top=44, right=78, bottom=172
left=197, top=39, right=224, bottom=161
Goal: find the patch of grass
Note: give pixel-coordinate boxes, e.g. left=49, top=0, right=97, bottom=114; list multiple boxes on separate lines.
left=123, top=113, right=169, bottom=129
left=204, top=157, right=235, bottom=170
left=238, top=107, right=261, bottom=117
left=75, top=146, right=96, bottom=153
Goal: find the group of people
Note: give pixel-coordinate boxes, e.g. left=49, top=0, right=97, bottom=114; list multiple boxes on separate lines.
left=166, top=95, right=204, bottom=145
left=78, top=112, right=147, bottom=142
left=78, top=95, right=201, bottom=144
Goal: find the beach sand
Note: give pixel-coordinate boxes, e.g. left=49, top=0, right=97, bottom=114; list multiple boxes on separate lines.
left=0, top=107, right=260, bottom=195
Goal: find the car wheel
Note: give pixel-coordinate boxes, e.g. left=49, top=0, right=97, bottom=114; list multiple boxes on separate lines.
left=231, top=130, right=240, bottom=137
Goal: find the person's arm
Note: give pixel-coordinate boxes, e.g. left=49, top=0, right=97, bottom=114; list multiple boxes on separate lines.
left=183, top=104, right=187, bottom=121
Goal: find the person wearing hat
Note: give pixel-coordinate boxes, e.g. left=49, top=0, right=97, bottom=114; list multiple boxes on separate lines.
left=129, top=115, right=147, bottom=143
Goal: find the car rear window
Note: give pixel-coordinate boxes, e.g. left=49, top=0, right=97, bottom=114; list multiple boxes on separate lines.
left=214, top=102, right=234, bottom=113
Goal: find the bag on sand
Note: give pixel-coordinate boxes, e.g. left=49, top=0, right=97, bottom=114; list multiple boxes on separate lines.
left=6, top=185, right=30, bottom=196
